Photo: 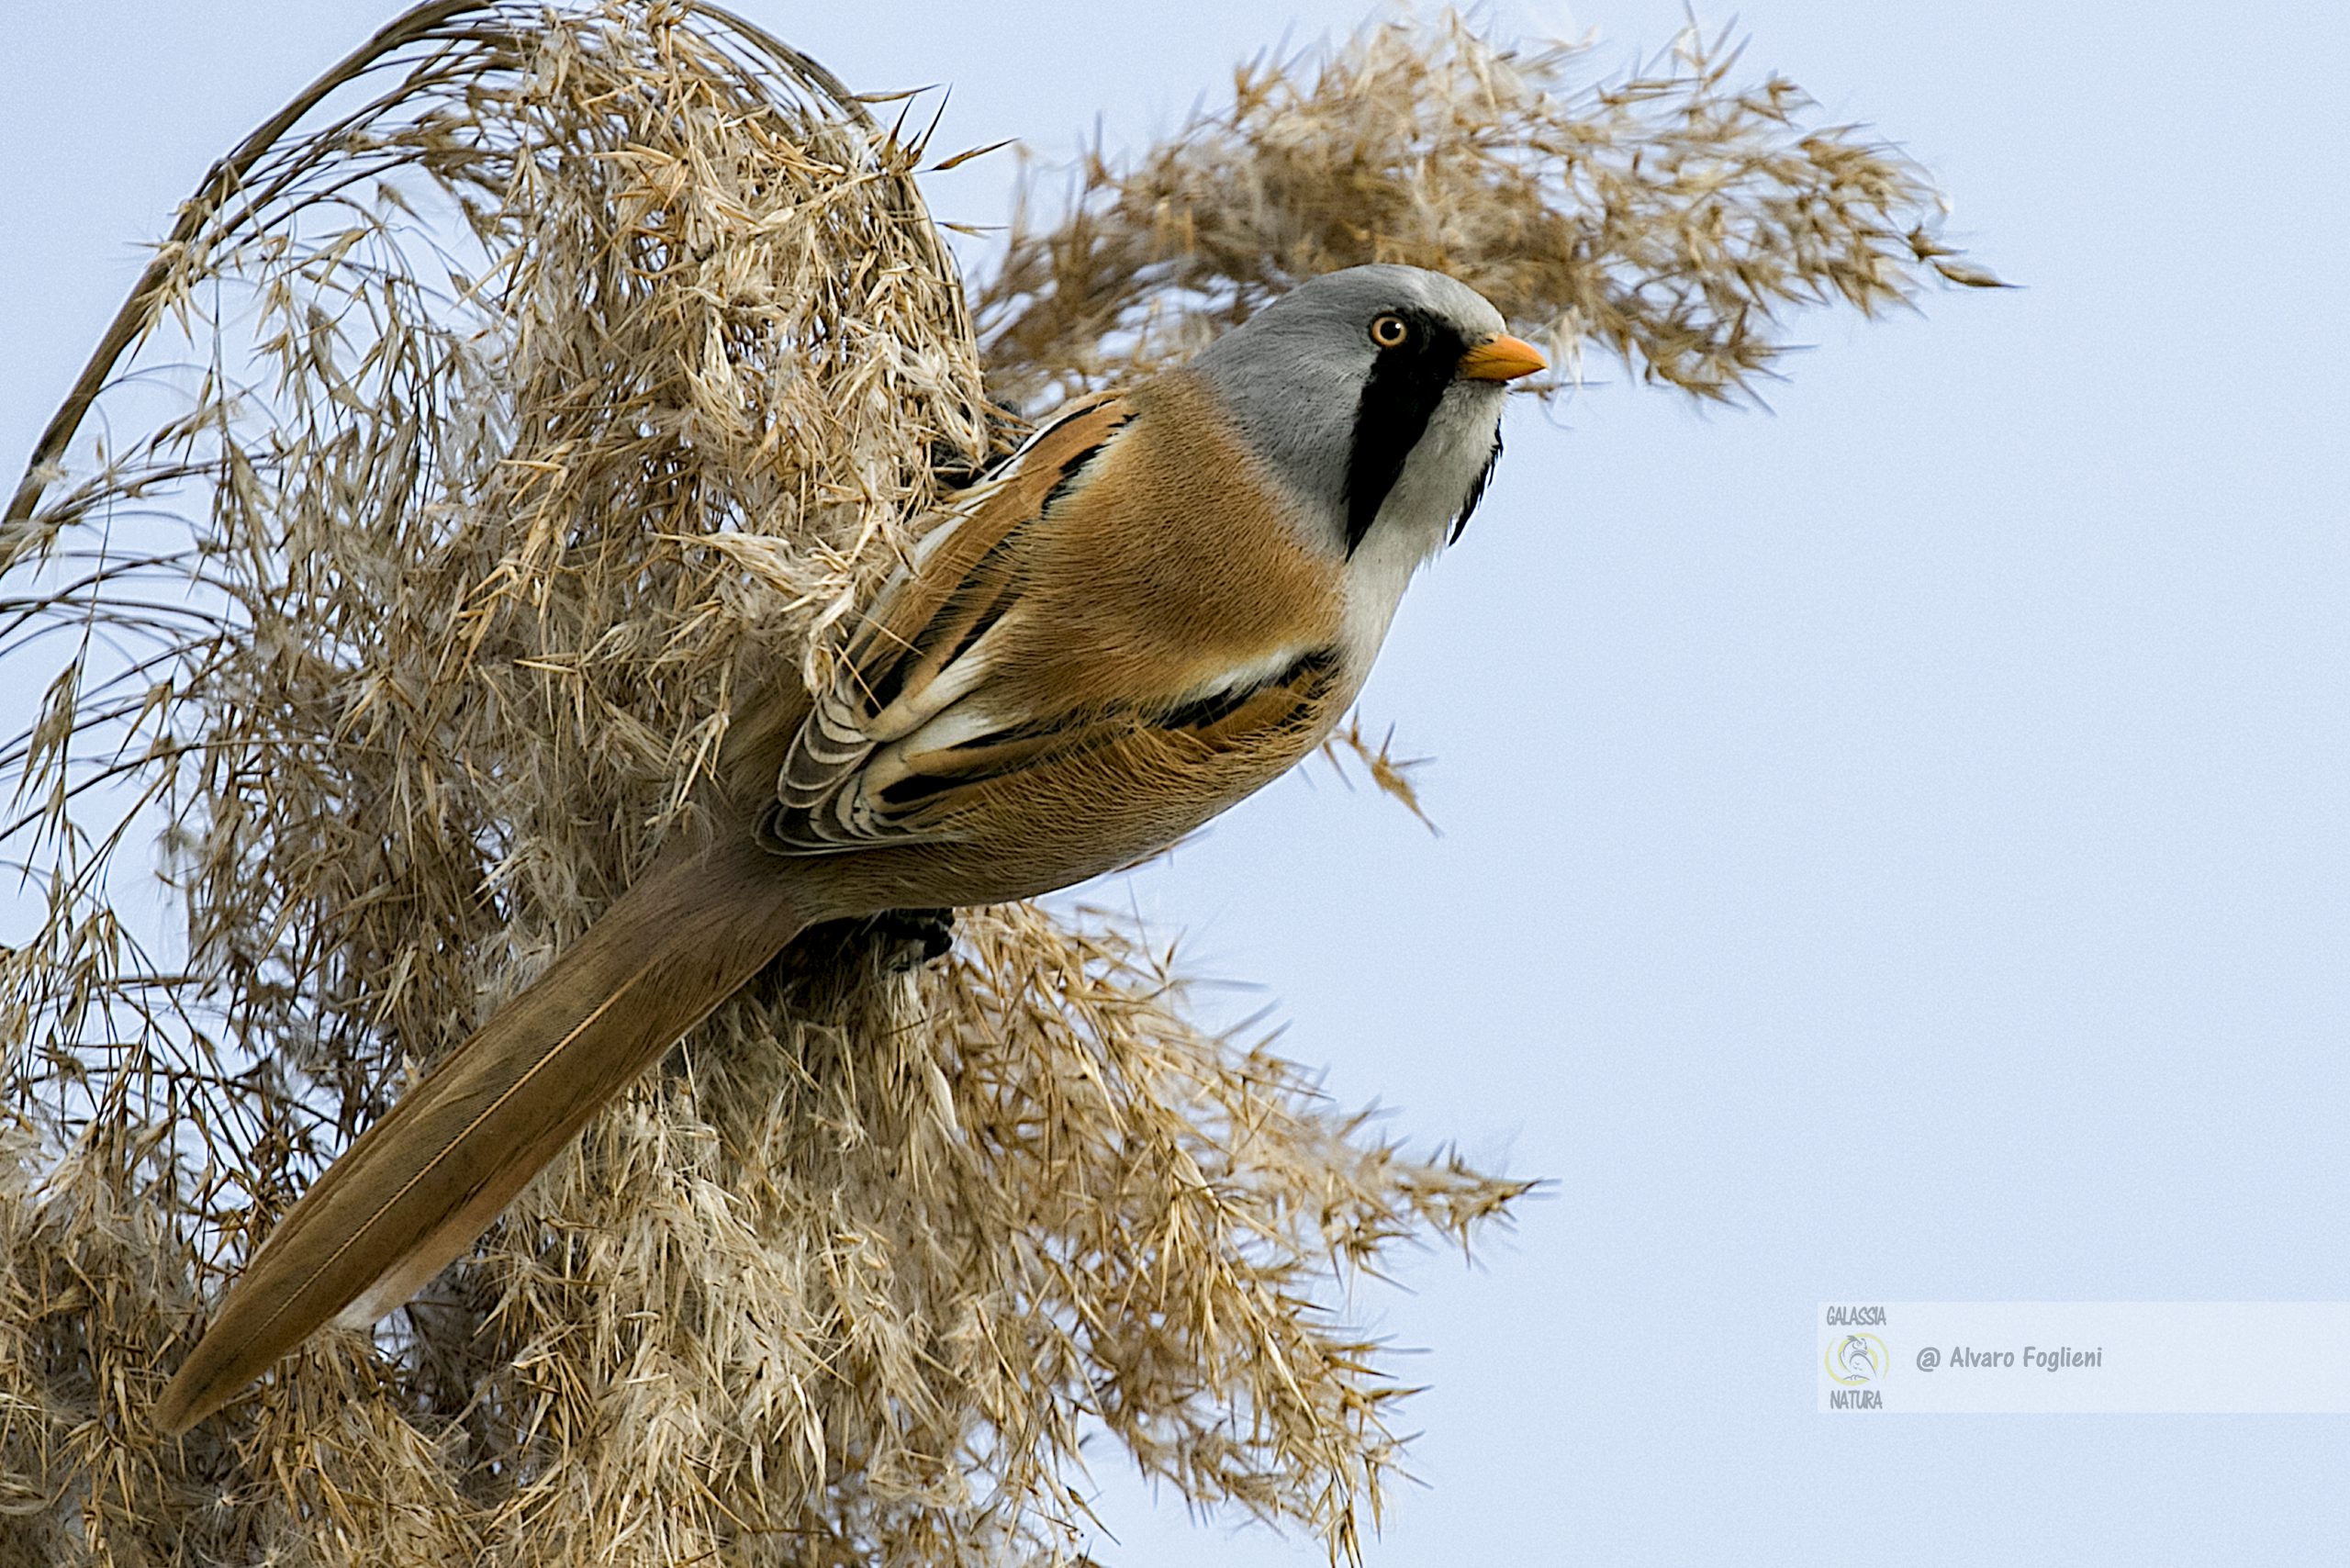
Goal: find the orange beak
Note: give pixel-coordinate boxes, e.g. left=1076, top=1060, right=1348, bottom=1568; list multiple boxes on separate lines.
left=1456, top=333, right=1549, bottom=382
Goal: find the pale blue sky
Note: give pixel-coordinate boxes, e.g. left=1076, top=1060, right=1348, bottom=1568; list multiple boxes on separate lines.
left=6, top=2, right=2347, bottom=1562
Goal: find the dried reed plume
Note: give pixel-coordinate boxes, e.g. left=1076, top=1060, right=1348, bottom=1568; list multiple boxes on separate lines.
left=0, top=4, right=1991, bottom=1562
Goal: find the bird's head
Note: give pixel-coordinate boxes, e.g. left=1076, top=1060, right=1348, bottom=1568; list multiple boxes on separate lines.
left=1192, top=264, right=1546, bottom=568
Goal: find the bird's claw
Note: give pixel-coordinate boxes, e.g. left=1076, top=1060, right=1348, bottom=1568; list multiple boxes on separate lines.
left=867, top=907, right=955, bottom=969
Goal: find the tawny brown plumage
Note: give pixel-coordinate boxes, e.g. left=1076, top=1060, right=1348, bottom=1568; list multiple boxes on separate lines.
left=153, top=264, right=1543, bottom=1434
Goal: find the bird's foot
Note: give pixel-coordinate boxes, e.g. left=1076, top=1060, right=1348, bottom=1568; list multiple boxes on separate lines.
left=866, top=906, right=955, bottom=970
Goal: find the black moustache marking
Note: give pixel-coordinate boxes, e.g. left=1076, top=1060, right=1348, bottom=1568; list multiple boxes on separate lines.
left=1344, top=307, right=1470, bottom=554
left=1450, top=429, right=1502, bottom=545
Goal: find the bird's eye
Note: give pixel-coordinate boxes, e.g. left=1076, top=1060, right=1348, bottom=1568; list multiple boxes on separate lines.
left=1369, top=313, right=1411, bottom=349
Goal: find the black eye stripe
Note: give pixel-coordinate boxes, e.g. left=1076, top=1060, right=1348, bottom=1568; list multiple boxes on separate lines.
left=1343, top=307, right=1469, bottom=553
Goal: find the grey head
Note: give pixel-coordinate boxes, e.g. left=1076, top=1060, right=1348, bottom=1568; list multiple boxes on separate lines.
left=1190, top=264, right=1543, bottom=564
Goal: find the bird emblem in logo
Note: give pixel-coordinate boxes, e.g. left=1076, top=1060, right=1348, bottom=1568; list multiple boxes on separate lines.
left=1827, top=1333, right=1889, bottom=1386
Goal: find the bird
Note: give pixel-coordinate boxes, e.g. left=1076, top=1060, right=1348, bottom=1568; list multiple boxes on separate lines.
left=152, top=263, right=1546, bottom=1434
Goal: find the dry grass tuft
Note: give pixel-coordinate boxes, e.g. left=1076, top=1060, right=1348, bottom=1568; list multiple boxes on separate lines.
left=977, top=11, right=2001, bottom=410
left=1, top=5, right=1987, bottom=1562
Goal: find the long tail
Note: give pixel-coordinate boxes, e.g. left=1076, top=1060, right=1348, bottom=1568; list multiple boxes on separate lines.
left=153, top=834, right=811, bottom=1435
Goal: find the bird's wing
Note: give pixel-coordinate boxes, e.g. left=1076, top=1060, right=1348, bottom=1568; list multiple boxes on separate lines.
left=777, top=639, right=1345, bottom=845
left=763, top=396, right=1125, bottom=849
left=762, top=387, right=1345, bottom=857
